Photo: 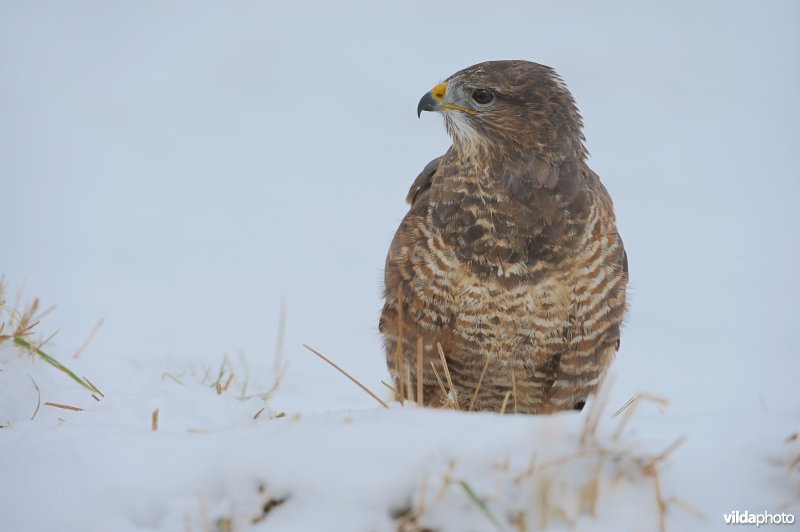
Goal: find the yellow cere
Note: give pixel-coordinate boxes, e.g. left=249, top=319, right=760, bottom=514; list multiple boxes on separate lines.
left=431, top=82, right=448, bottom=101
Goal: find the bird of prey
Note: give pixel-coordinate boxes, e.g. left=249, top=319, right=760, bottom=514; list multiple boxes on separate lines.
left=379, top=60, right=628, bottom=414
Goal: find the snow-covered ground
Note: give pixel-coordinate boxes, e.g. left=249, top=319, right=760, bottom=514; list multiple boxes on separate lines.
left=1, top=1, right=798, bottom=530
left=1, top=319, right=797, bottom=532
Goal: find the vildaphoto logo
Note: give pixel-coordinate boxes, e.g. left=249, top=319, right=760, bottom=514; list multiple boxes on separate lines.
left=723, top=510, right=795, bottom=526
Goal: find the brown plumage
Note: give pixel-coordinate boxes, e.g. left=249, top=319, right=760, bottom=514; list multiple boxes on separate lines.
left=379, top=60, right=628, bottom=414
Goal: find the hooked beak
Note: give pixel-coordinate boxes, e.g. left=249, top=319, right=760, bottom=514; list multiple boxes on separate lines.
left=417, top=82, right=448, bottom=118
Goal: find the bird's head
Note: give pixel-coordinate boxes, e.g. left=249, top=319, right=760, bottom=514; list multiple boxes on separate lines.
left=417, top=60, right=587, bottom=164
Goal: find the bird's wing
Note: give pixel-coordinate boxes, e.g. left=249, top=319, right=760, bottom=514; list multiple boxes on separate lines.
left=584, top=168, right=628, bottom=277
left=584, top=168, right=614, bottom=215
left=405, top=155, right=444, bottom=205
left=384, top=155, right=443, bottom=297
left=583, top=168, right=629, bottom=356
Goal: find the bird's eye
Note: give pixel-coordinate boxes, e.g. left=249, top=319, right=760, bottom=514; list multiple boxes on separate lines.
left=471, top=89, right=494, bottom=105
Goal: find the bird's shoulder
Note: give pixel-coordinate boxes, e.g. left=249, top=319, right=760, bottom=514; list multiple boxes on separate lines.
left=583, top=167, right=616, bottom=216
left=406, top=154, right=444, bottom=206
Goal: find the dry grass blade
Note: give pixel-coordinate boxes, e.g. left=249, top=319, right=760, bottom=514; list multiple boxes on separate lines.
left=31, top=303, right=57, bottom=325
left=43, top=402, right=83, bottom=412
left=417, top=474, right=429, bottom=516
left=652, top=467, right=667, bottom=532
left=416, top=337, right=424, bottom=406
left=429, top=361, right=449, bottom=405
left=380, top=379, right=400, bottom=401
left=535, top=449, right=592, bottom=471
left=303, top=344, right=388, bottom=408
left=395, top=346, right=405, bottom=405
left=394, top=286, right=405, bottom=405
left=499, top=390, right=512, bottom=415
left=71, top=318, right=104, bottom=359
left=511, top=368, right=518, bottom=414
left=253, top=408, right=265, bottom=420
left=641, top=393, right=668, bottom=406
left=83, top=375, right=104, bottom=397
left=151, top=408, right=159, bottom=431
left=581, top=377, right=613, bottom=447
left=29, top=375, right=41, bottom=420
left=13, top=298, right=39, bottom=337
left=162, top=372, right=184, bottom=385
left=613, top=393, right=670, bottom=440
left=580, top=455, right=605, bottom=516
left=670, top=495, right=707, bottom=519
left=258, top=360, right=288, bottom=401
left=38, top=329, right=60, bottom=350
left=436, top=343, right=459, bottom=410
left=435, top=460, right=457, bottom=504
left=643, top=436, right=687, bottom=472
left=512, top=454, right=537, bottom=485
left=468, top=356, right=491, bottom=412
left=613, top=396, right=636, bottom=417
left=513, top=511, right=526, bottom=532
left=405, top=363, right=413, bottom=402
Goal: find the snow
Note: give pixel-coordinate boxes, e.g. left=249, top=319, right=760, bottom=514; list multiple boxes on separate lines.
left=1, top=345, right=797, bottom=531
left=1, top=0, right=799, bottom=530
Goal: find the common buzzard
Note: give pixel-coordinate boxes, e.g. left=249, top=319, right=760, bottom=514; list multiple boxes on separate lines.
left=380, top=60, right=628, bottom=414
